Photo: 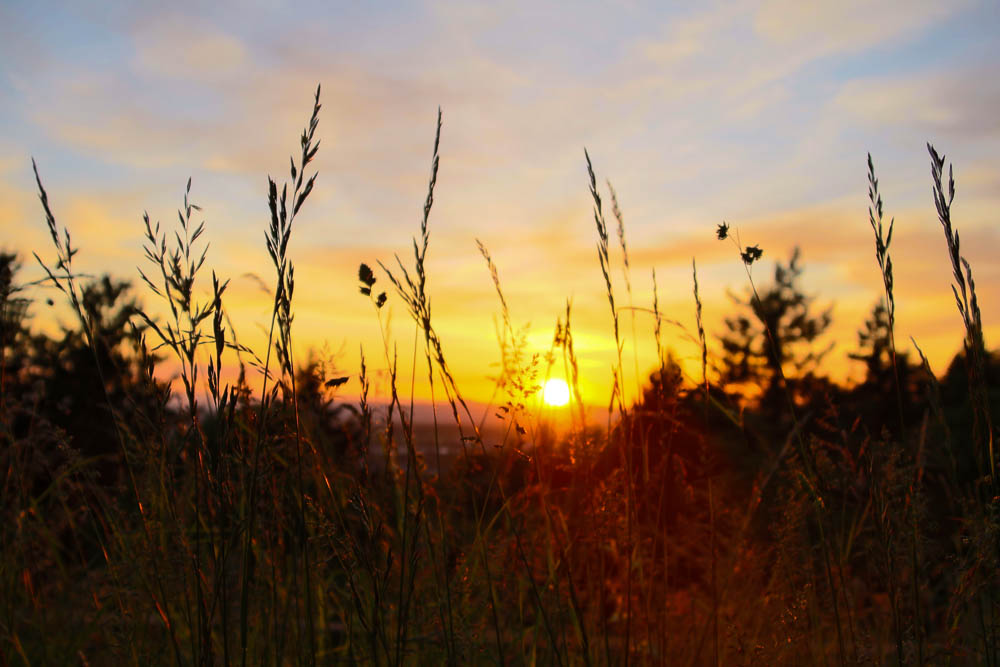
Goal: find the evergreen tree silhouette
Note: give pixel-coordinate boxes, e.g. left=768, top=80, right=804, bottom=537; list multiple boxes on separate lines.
left=718, top=247, right=833, bottom=417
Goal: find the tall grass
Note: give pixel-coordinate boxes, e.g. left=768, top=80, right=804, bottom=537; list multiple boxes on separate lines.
left=4, top=86, right=999, bottom=665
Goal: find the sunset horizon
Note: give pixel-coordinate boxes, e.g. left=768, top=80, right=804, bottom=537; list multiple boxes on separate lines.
left=4, top=1, right=1000, bottom=411
left=4, top=2, right=1000, bottom=663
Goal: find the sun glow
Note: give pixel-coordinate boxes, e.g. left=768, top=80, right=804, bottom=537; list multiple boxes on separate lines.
left=542, top=378, right=571, bottom=407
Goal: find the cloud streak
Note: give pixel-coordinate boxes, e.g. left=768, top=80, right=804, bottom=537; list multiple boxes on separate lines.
left=2, top=0, right=998, bottom=404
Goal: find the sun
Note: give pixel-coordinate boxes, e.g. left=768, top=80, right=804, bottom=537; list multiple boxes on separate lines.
left=542, top=378, right=571, bottom=407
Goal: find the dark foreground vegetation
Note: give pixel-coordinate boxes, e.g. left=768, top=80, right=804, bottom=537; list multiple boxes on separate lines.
left=3, top=87, right=1000, bottom=665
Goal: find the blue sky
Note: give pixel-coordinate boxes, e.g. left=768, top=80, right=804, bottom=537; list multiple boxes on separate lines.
left=2, top=0, right=999, bottom=403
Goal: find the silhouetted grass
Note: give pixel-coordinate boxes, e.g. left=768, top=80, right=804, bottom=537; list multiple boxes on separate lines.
left=4, top=85, right=1000, bottom=666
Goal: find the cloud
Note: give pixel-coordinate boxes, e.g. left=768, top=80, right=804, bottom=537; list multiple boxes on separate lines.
left=636, top=3, right=745, bottom=67
left=132, top=16, right=248, bottom=81
left=836, top=66, right=1000, bottom=141
left=754, top=0, right=964, bottom=55
left=3, top=0, right=998, bottom=404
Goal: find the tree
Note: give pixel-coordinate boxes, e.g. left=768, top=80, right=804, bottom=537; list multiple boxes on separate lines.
left=0, top=252, right=32, bottom=410
left=847, top=300, right=929, bottom=436
left=718, top=247, right=833, bottom=410
left=25, top=275, right=159, bottom=484
left=849, top=300, right=895, bottom=389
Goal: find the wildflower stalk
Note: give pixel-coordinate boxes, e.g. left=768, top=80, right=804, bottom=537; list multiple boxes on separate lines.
left=717, top=221, right=845, bottom=666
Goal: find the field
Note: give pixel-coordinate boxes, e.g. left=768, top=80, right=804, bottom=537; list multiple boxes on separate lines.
left=3, top=86, right=1000, bottom=665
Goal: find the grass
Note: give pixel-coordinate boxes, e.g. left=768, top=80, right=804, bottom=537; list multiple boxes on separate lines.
left=2, top=85, right=1000, bottom=665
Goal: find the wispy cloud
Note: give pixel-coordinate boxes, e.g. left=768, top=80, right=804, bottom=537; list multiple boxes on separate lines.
left=836, top=66, right=1000, bottom=142
left=2, top=0, right=998, bottom=403
left=132, top=16, right=248, bottom=81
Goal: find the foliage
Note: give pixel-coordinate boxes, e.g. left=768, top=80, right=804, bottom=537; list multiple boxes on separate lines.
left=3, top=90, right=1000, bottom=666
left=718, top=247, right=833, bottom=410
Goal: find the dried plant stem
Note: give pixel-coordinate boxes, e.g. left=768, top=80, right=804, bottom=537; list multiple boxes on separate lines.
left=584, top=149, right=632, bottom=665
left=724, top=228, right=845, bottom=665
left=927, top=143, right=994, bottom=488
left=241, top=84, right=322, bottom=666
left=867, top=153, right=906, bottom=434
left=32, top=161, right=185, bottom=665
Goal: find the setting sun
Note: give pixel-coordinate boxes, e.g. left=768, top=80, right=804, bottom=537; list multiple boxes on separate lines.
left=542, top=378, right=571, bottom=407
left=5, top=2, right=1000, bottom=662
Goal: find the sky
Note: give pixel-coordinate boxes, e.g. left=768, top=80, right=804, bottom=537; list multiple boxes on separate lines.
left=2, top=0, right=999, bottom=411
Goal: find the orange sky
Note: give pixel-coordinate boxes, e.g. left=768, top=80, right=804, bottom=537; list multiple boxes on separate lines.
left=3, top=1, right=1000, bottom=413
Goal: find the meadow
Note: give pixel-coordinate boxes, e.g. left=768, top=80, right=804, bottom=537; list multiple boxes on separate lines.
left=3, top=86, right=1000, bottom=665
